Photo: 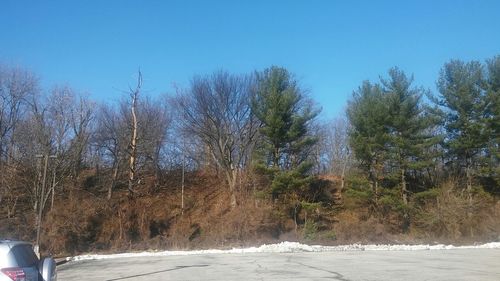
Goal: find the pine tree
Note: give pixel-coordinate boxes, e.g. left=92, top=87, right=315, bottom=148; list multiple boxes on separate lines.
left=347, top=81, right=390, bottom=198
left=251, top=66, right=319, bottom=197
left=381, top=67, right=440, bottom=230
left=437, top=60, right=489, bottom=197
left=485, top=56, right=500, bottom=189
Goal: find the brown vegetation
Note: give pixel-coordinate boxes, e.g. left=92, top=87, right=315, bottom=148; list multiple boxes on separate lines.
left=2, top=169, right=498, bottom=257
left=0, top=60, right=498, bottom=258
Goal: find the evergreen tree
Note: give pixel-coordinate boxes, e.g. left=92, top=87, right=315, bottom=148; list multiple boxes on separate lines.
left=251, top=66, right=319, bottom=197
left=381, top=68, right=440, bottom=230
left=436, top=60, right=489, bottom=202
left=485, top=56, right=500, bottom=189
left=347, top=81, right=389, bottom=198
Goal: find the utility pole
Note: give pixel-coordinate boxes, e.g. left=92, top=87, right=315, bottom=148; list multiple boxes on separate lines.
left=34, top=154, right=56, bottom=257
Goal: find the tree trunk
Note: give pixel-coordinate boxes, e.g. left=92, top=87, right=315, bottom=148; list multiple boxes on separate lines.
left=128, top=71, right=141, bottom=196
left=273, top=146, right=280, bottom=167
left=128, top=104, right=138, bottom=195
left=108, top=161, right=119, bottom=200
left=36, top=155, right=49, bottom=254
left=401, top=168, right=408, bottom=205
left=181, top=154, right=185, bottom=214
left=401, top=167, right=410, bottom=232
left=50, top=165, right=56, bottom=210
left=466, top=163, right=473, bottom=237
left=369, top=167, right=378, bottom=204
left=7, top=196, right=17, bottom=219
left=226, top=169, right=238, bottom=208
left=340, top=155, right=349, bottom=196
left=370, top=158, right=380, bottom=204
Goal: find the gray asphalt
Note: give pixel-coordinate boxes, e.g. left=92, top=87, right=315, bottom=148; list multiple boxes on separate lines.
left=58, top=249, right=500, bottom=281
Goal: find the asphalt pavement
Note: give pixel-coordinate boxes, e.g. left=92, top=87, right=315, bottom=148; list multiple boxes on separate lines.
left=58, top=249, right=500, bottom=280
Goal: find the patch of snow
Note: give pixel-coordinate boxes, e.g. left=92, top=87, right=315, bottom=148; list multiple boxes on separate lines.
left=68, top=241, right=500, bottom=262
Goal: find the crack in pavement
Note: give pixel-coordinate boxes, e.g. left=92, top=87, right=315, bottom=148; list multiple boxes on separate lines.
left=251, top=259, right=265, bottom=281
left=292, top=261, right=352, bottom=281
left=105, top=264, right=209, bottom=281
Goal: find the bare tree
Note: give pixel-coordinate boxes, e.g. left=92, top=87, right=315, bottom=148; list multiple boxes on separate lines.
left=320, top=117, right=353, bottom=190
left=94, top=103, right=129, bottom=200
left=0, top=65, right=37, bottom=216
left=46, top=86, right=73, bottom=206
left=14, top=92, right=52, bottom=213
left=174, top=71, right=259, bottom=207
left=12, top=93, right=56, bottom=254
left=44, top=87, right=94, bottom=200
left=136, top=96, right=171, bottom=190
left=0, top=65, right=38, bottom=162
left=127, top=71, right=142, bottom=196
left=67, top=94, right=94, bottom=189
left=93, top=89, right=170, bottom=199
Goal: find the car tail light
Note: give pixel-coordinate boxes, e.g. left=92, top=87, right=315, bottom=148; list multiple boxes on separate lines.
left=0, top=267, right=26, bottom=281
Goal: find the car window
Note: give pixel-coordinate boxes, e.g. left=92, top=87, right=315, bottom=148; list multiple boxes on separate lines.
left=9, top=245, right=38, bottom=267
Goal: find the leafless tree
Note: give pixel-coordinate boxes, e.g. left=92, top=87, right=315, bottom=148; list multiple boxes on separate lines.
left=46, top=86, right=73, bottom=206
left=19, top=97, right=51, bottom=208
left=127, top=71, right=142, bottom=196
left=94, top=103, right=128, bottom=199
left=67, top=94, right=95, bottom=188
left=174, top=71, right=259, bottom=207
left=136, top=96, right=171, bottom=190
left=320, top=117, right=353, bottom=190
left=12, top=93, right=54, bottom=244
left=0, top=65, right=38, bottom=216
left=93, top=85, right=170, bottom=199
left=0, top=65, right=38, bottom=162
left=44, top=87, right=94, bottom=200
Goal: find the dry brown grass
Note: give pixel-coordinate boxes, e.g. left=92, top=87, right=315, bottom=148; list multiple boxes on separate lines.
left=38, top=171, right=284, bottom=255
left=411, top=180, right=500, bottom=242
left=332, top=210, right=390, bottom=243
left=2, top=171, right=499, bottom=257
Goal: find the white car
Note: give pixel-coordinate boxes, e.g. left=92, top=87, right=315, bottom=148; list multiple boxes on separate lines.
left=0, top=240, right=56, bottom=281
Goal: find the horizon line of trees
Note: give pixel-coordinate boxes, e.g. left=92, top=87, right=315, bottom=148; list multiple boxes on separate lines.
left=347, top=57, right=499, bottom=232
left=0, top=55, right=498, bottom=235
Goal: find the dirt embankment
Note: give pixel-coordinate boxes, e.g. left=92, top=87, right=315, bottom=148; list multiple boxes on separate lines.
left=41, top=171, right=295, bottom=255
left=1, top=171, right=499, bottom=257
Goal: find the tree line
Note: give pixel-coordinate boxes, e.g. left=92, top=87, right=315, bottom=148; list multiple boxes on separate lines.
left=0, top=55, right=498, bottom=239
left=347, top=57, right=499, bottom=232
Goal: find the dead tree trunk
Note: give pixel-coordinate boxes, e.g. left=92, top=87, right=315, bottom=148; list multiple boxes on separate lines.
left=340, top=152, right=350, bottom=194
left=128, top=71, right=142, bottom=196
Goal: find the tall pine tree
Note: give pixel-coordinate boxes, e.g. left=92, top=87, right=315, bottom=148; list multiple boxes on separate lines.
left=251, top=66, right=319, bottom=197
left=347, top=81, right=390, bottom=198
left=381, top=68, right=440, bottom=230
left=485, top=56, right=500, bottom=190
left=436, top=60, right=489, bottom=198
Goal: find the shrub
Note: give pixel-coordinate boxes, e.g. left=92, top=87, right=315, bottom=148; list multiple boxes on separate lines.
left=412, top=180, right=497, bottom=239
left=303, top=220, right=318, bottom=240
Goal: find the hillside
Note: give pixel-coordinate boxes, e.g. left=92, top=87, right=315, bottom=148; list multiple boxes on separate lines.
left=2, top=169, right=499, bottom=257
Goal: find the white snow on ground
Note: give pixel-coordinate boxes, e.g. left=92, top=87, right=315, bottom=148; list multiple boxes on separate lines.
left=68, top=241, right=500, bottom=262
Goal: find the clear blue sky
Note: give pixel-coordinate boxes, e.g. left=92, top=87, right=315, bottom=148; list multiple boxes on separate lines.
left=1, top=0, right=499, bottom=119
